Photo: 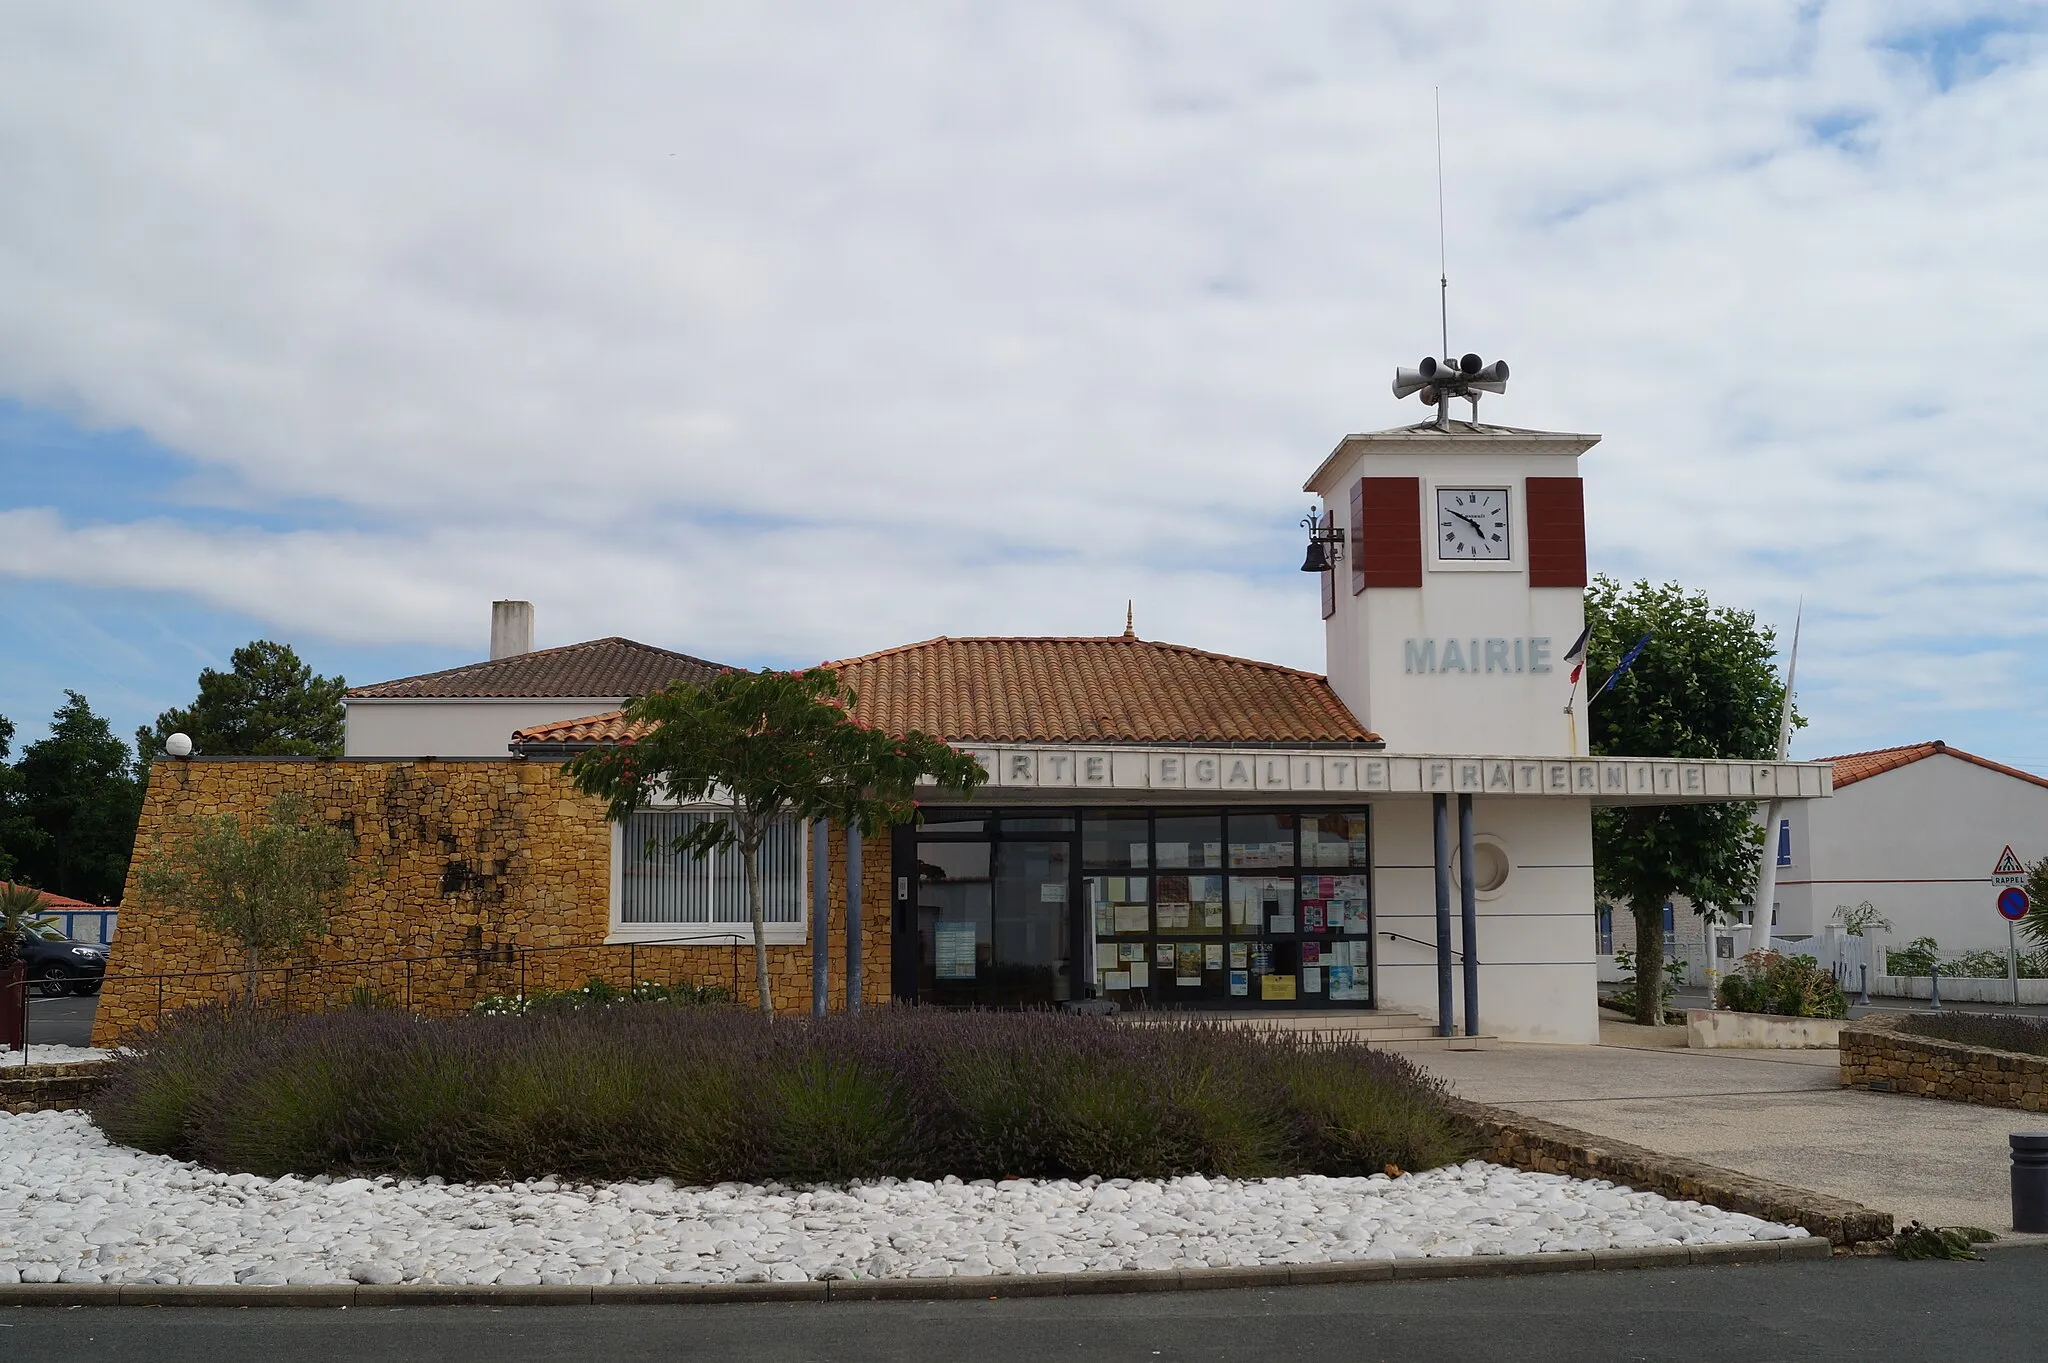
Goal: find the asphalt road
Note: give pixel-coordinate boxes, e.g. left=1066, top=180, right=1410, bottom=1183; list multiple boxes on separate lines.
left=24, top=994, right=96, bottom=1048
left=6, top=1251, right=2045, bottom=1363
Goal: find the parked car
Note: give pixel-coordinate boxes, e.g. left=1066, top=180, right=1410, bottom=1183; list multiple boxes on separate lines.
left=18, top=928, right=109, bottom=997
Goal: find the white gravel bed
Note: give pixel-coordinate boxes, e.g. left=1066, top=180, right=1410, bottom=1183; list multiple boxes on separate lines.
left=6, top=1045, right=114, bottom=1068
left=0, top=1110, right=1806, bottom=1287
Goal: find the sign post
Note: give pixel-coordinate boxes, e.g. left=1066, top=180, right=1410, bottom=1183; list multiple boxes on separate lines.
left=1998, top=886, right=2030, bottom=1006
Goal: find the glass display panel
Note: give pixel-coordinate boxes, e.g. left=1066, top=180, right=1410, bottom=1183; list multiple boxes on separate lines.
left=998, top=814, right=1075, bottom=834
left=1229, top=876, right=1295, bottom=935
left=914, top=841, right=992, bottom=1007
left=1082, top=812, right=1151, bottom=870
left=991, top=840, right=1073, bottom=1004
left=1298, top=874, right=1371, bottom=936
left=1302, top=812, right=1370, bottom=868
left=1153, top=873, right=1223, bottom=934
left=1153, top=813, right=1224, bottom=870
left=1088, top=875, right=1151, bottom=937
left=916, top=815, right=990, bottom=836
left=1228, top=813, right=1297, bottom=870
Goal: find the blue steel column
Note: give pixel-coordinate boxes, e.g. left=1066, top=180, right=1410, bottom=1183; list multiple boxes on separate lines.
left=810, top=819, right=829, bottom=1018
left=1458, top=794, right=1479, bottom=1037
left=1432, top=793, right=1453, bottom=1038
left=846, top=825, right=863, bottom=1016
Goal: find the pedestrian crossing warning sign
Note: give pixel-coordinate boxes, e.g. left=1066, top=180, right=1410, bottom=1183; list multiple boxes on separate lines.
left=1993, top=845, right=2027, bottom=884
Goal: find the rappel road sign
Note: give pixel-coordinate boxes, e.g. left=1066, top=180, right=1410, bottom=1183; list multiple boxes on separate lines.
left=1993, top=845, right=2027, bottom=885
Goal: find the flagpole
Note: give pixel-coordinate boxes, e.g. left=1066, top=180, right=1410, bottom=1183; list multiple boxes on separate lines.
left=1746, top=602, right=1803, bottom=963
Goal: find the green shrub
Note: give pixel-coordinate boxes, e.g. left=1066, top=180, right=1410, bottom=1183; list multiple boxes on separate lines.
left=1607, top=946, right=1685, bottom=1016
left=1715, top=950, right=1846, bottom=1019
left=471, top=977, right=731, bottom=1016
left=1887, top=937, right=1941, bottom=977
left=92, top=1006, right=1470, bottom=1186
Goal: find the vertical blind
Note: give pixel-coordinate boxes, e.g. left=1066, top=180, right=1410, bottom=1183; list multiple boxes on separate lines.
left=619, top=811, right=804, bottom=926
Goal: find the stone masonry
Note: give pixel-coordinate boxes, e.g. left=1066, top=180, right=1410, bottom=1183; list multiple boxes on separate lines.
left=93, top=758, right=891, bottom=1046
left=1840, top=1012, right=2048, bottom=1112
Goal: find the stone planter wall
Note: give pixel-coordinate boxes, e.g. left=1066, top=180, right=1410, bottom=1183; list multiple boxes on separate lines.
left=1447, top=1098, right=1890, bottom=1246
left=1686, top=1009, right=1843, bottom=1050
left=1840, top=1014, right=2048, bottom=1111
left=0, top=1061, right=112, bottom=1114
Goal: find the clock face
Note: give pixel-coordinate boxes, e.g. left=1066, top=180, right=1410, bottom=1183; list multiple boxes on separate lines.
left=1435, top=487, right=1511, bottom=561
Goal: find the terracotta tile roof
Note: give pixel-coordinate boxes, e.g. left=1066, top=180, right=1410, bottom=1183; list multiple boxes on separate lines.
left=1, top=883, right=104, bottom=911
left=1827, top=740, right=2048, bottom=792
left=509, top=636, right=1378, bottom=749
left=347, top=638, right=733, bottom=700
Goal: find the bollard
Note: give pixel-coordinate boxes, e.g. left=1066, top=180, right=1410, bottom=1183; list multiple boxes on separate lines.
left=1858, top=962, right=1870, bottom=1007
left=2012, top=1134, right=2048, bottom=1233
left=1930, top=964, right=1941, bottom=1011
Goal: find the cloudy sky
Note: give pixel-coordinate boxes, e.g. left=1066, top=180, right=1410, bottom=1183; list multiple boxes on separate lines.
left=2, top=2, right=2045, bottom=766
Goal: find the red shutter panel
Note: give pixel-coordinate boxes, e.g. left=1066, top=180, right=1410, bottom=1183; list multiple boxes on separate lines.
left=1348, top=480, right=1367, bottom=596
left=1526, top=476, right=1587, bottom=588
left=1319, top=509, right=1336, bottom=619
left=1358, top=476, right=1423, bottom=588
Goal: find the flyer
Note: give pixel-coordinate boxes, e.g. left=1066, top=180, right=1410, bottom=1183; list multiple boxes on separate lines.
left=1228, top=942, right=1248, bottom=969
left=1157, top=902, right=1190, bottom=929
left=1127, top=962, right=1149, bottom=988
left=1204, top=943, right=1223, bottom=970
left=935, top=922, right=977, bottom=979
left=1268, top=913, right=1294, bottom=934
left=1040, top=882, right=1065, bottom=903
left=1250, top=943, right=1272, bottom=975
left=1097, top=942, right=1119, bottom=971
left=1156, top=841, right=1189, bottom=868
left=1119, top=942, right=1145, bottom=962
left=1302, top=967, right=1322, bottom=994
left=1328, top=965, right=1365, bottom=1001
left=1301, top=942, right=1321, bottom=966
left=1229, top=970, right=1248, bottom=996
left=1303, top=904, right=1325, bottom=933
left=1102, top=970, right=1131, bottom=991
left=1157, top=873, right=1190, bottom=902
left=1129, top=842, right=1149, bottom=868
left=1175, top=942, right=1203, bottom=984
left=1156, top=942, right=1175, bottom=967
left=1114, top=904, right=1149, bottom=933
left=1260, top=974, right=1297, bottom=1001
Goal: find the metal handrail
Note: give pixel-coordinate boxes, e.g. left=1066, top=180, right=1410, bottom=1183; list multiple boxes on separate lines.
left=1379, top=929, right=1462, bottom=962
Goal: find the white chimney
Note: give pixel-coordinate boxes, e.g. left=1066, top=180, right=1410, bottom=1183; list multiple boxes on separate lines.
left=490, top=600, right=534, bottom=660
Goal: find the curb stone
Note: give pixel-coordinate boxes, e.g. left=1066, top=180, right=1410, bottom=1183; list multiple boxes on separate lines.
left=0, top=1237, right=1831, bottom=1309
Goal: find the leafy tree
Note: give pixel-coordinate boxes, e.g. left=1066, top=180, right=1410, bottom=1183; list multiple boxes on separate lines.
left=13, top=692, right=144, bottom=905
left=2021, top=856, right=2048, bottom=951
left=1586, top=577, right=1795, bottom=1024
left=568, top=667, right=989, bottom=1015
left=0, top=711, right=40, bottom=882
left=136, top=640, right=347, bottom=760
left=136, top=791, right=354, bottom=1006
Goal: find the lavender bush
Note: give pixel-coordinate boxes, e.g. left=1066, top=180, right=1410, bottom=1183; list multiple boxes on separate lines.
left=93, top=1005, right=1469, bottom=1185
left=1901, top=1010, right=2048, bottom=1058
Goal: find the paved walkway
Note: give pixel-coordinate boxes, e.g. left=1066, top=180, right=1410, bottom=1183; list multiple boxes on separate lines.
left=1400, top=1021, right=2047, bottom=1237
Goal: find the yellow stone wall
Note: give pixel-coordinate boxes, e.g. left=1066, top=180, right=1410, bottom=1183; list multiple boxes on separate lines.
left=93, top=758, right=893, bottom=1045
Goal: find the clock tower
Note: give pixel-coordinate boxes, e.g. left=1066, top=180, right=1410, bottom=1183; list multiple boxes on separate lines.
left=1302, top=418, right=1596, bottom=757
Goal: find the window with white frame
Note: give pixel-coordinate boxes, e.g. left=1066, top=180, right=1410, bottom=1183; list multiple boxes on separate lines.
left=612, top=810, right=808, bottom=942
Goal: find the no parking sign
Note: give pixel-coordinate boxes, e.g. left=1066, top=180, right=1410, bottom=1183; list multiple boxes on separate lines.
left=1998, top=886, right=2030, bottom=922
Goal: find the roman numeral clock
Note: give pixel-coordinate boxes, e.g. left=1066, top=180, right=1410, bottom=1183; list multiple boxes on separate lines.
left=1299, top=351, right=1594, bottom=757
left=1435, top=487, right=1510, bottom=562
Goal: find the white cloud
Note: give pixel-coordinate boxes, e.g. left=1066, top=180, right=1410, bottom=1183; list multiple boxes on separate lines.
left=2, top=2, right=2046, bottom=759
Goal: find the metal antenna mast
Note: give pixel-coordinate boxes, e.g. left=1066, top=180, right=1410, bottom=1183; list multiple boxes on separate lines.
left=1435, top=88, right=1449, bottom=370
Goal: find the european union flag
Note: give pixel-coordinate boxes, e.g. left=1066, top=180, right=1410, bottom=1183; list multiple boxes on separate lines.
left=1590, top=631, right=1654, bottom=704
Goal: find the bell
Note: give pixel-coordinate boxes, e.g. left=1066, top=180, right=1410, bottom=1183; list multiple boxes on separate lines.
left=1300, top=539, right=1330, bottom=574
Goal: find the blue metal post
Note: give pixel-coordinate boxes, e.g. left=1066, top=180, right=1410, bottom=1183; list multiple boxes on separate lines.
left=847, top=825, right=863, bottom=1016
left=811, top=819, right=829, bottom=1018
left=1458, top=794, right=1479, bottom=1037
left=1433, top=793, right=1453, bottom=1038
